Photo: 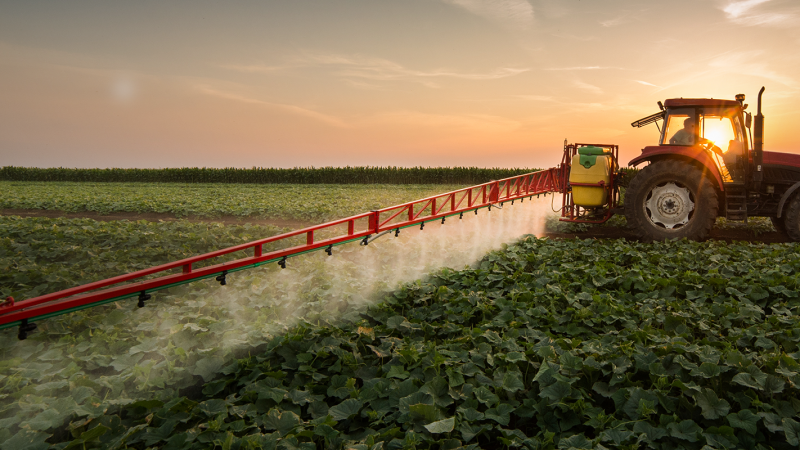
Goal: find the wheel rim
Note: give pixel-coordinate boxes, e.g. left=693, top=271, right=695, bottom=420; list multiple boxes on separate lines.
left=644, top=182, right=694, bottom=229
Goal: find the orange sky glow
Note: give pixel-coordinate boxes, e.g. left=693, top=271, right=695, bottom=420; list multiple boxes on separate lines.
left=1, top=0, right=799, bottom=169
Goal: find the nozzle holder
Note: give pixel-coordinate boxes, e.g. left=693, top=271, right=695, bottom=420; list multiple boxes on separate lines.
left=216, top=270, right=228, bottom=286
left=18, top=319, right=37, bottom=340
left=137, top=291, right=151, bottom=308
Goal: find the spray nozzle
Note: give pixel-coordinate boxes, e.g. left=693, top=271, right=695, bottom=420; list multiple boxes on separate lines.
left=137, top=291, right=151, bottom=308
left=18, top=319, right=36, bottom=340
left=441, top=217, right=445, bottom=224
left=216, top=270, right=227, bottom=286
left=474, top=209, right=478, bottom=215
left=278, top=256, right=287, bottom=268
left=459, top=212, right=463, bottom=219
left=361, top=235, right=371, bottom=246
left=420, top=222, right=425, bottom=230
left=395, top=228, right=400, bottom=237
left=325, top=245, right=333, bottom=255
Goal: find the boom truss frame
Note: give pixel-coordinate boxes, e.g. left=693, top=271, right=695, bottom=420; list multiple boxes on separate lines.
left=1, top=167, right=566, bottom=336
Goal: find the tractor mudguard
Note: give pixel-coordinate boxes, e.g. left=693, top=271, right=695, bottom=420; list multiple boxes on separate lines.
left=776, top=181, right=800, bottom=218
left=628, top=145, right=724, bottom=190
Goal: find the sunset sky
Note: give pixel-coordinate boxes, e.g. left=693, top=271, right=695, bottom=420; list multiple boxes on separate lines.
left=1, top=0, right=799, bottom=169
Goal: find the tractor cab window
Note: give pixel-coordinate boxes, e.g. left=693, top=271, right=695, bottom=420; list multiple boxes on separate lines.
left=700, top=109, right=743, bottom=181
left=662, top=109, right=696, bottom=146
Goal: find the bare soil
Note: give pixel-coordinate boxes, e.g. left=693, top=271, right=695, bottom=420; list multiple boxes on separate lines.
left=2, top=209, right=789, bottom=243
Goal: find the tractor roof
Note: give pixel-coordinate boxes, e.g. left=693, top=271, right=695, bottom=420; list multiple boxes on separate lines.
left=664, top=98, right=740, bottom=108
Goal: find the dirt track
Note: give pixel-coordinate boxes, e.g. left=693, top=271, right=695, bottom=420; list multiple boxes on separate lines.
left=2, top=208, right=790, bottom=243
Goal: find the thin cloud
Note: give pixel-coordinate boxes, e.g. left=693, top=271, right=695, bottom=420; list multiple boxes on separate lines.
left=221, top=63, right=297, bottom=73
left=545, top=66, right=614, bottom=71
left=194, top=85, right=347, bottom=127
left=516, top=95, right=556, bottom=101
left=600, top=16, right=627, bottom=27
left=226, top=54, right=529, bottom=85
left=635, top=80, right=661, bottom=88
left=366, top=110, right=521, bottom=133
left=599, top=9, right=647, bottom=28
left=708, top=51, right=796, bottom=87
left=721, top=0, right=798, bottom=26
left=440, top=0, right=535, bottom=30
left=573, top=80, right=603, bottom=95
left=723, top=0, right=772, bottom=18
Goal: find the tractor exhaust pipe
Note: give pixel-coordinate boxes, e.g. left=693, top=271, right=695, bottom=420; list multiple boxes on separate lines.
left=753, top=86, right=765, bottom=188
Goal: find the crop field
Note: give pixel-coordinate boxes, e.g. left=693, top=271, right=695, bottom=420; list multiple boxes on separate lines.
left=0, top=182, right=468, bottom=223
left=2, top=183, right=800, bottom=450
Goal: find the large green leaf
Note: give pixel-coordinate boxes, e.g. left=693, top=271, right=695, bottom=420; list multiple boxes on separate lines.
left=726, top=409, right=759, bottom=435
left=667, top=419, right=702, bottom=442
left=784, top=418, right=800, bottom=446
left=0, top=430, right=51, bottom=450
left=328, top=399, right=363, bottom=421
left=539, top=381, right=571, bottom=403
left=423, top=417, right=455, bottom=434
left=694, top=389, right=731, bottom=420
left=262, top=409, right=301, bottom=436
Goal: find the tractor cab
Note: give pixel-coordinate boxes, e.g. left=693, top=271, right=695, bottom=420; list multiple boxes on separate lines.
left=659, top=99, right=749, bottom=182
left=631, top=98, right=751, bottom=186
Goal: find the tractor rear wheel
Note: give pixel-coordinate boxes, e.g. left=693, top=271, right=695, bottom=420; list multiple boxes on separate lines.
left=782, top=196, right=800, bottom=241
left=625, top=160, right=718, bottom=242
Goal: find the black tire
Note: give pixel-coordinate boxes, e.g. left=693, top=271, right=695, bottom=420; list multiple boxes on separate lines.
left=771, top=216, right=787, bottom=235
left=624, top=160, right=718, bottom=242
left=782, top=195, right=800, bottom=241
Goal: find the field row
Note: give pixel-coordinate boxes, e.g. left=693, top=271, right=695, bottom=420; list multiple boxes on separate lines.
left=0, top=182, right=466, bottom=223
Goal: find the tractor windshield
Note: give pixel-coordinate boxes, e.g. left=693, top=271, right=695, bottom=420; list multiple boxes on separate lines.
left=700, top=111, right=737, bottom=151
left=701, top=108, right=744, bottom=182
left=662, top=108, right=696, bottom=146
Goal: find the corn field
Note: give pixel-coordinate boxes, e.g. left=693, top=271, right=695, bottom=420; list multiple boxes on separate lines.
left=0, top=166, right=542, bottom=185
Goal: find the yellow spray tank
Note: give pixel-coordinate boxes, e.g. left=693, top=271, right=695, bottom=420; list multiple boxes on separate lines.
left=569, top=146, right=614, bottom=207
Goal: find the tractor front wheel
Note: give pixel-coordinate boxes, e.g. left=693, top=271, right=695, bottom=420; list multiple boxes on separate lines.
left=625, top=160, right=718, bottom=242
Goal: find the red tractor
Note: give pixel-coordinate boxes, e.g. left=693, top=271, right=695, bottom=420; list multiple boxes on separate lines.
left=562, top=87, right=800, bottom=242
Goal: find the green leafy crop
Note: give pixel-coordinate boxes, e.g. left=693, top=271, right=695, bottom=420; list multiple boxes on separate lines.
left=8, top=236, right=799, bottom=449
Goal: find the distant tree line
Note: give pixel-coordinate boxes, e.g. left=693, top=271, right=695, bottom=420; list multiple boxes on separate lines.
left=0, top=166, right=549, bottom=185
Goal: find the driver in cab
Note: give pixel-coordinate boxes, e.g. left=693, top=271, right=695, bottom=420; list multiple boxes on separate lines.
left=669, top=118, right=698, bottom=146
left=670, top=117, right=715, bottom=149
